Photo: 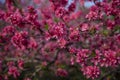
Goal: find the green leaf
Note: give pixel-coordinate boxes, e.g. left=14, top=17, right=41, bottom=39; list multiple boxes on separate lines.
left=44, top=24, right=49, bottom=30
left=54, top=18, right=59, bottom=23
left=101, top=29, right=110, bottom=36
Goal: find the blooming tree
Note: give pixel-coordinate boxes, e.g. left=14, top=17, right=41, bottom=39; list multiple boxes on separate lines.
left=0, top=0, right=120, bottom=80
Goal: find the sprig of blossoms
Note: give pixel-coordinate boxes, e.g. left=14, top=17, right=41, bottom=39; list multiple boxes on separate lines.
left=0, top=0, right=120, bottom=80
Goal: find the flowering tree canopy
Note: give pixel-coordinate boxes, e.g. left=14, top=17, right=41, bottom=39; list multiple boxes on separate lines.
left=0, top=0, right=120, bottom=80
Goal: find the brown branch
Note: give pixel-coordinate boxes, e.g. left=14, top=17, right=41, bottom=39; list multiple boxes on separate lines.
left=98, top=67, right=120, bottom=80
left=46, top=49, right=61, bottom=67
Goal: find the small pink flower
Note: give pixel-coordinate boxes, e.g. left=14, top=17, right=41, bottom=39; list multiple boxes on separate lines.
left=58, top=38, right=66, bottom=48
left=81, top=23, right=89, bottom=31
left=69, top=27, right=80, bottom=41
left=68, top=2, right=76, bottom=12
left=70, top=57, right=75, bottom=65
left=76, top=49, right=89, bottom=66
left=55, top=7, right=66, bottom=18
left=69, top=47, right=77, bottom=54
left=18, top=59, right=24, bottom=70
left=70, top=11, right=82, bottom=20
left=106, top=19, right=115, bottom=29
left=24, top=78, right=31, bottom=80
left=8, top=66, right=20, bottom=78
left=57, top=68, right=68, bottom=77
left=29, top=37, right=38, bottom=49
left=7, top=61, right=15, bottom=67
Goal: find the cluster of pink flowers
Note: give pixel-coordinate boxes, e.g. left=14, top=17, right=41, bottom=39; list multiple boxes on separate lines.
left=100, top=50, right=120, bottom=67
left=0, top=0, right=120, bottom=80
left=82, top=66, right=100, bottom=79
left=11, top=31, right=29, bottom=50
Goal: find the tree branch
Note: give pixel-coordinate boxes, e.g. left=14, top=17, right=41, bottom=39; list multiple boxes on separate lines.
left=98, top=67, right=120, bottom=80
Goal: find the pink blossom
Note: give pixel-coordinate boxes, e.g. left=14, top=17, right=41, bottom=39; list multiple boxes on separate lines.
left=68, top=2, right=76, bottom=12
left=18, top=59, right=24, bottom=70
left=55, top=7, right=66, bottom=18
left=58, top=38, right=67, bottom=48
left=69, top=27, right=80, bottom=41
left=100, top=50, right=118, bottom=67
left=81, top=23, right=89, bottom=31
left=11, top=31, right=29, bottom=50
left=8, top=66, right=20, bottom=78
left=57, top=68, right=68, bottom=77
left=82, top=66, right=100, bottom=79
